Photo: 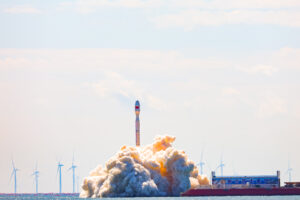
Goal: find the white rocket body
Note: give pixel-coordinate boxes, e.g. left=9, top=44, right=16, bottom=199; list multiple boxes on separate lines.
left=135, top=100, right=140, bottom=146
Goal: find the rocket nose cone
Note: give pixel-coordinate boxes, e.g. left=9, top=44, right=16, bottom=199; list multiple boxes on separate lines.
left=135, top=100, right=140, bottom=111
left=135, top=100, right=140, bottom=106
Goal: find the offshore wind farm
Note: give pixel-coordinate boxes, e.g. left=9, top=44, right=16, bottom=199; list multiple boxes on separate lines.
left=7, top=157, right=80, bottom=195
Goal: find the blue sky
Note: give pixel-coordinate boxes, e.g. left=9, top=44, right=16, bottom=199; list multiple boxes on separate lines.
left=0, top=0, right=300, bottom=193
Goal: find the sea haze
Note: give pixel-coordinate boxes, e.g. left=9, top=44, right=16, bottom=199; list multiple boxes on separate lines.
left=1, top=194, right=300, bottom=200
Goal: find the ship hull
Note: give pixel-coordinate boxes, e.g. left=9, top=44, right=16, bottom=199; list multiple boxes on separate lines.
left=181, top=188, right=300, bottom=196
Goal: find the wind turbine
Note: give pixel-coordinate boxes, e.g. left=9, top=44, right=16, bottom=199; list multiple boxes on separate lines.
left=197, top=149, right=205, bottom=174
left=10, top=160, right=19, bottom=193
left=215, top=154, right=225, bottom=176
left=31, top=162, right=39, bottom=193
left=286, top=160, right=293, bottom=182
left=57, top=161, right=64, bottom=193
left=68, top=154, right=77, bottom=193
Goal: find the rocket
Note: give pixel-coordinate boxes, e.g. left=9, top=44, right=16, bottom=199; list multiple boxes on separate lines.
left=135, top=100, right=140, bottom=146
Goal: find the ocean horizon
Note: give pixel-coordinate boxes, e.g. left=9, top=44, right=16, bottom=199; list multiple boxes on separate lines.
left=1, top=194, right=300, bottom=200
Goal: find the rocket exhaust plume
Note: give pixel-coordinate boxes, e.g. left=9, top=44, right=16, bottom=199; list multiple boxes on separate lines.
left=80, top=135, right=209, bottom=198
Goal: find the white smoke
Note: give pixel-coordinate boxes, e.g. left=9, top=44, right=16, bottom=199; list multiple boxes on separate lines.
left=80, top=135, right=209, bottom=198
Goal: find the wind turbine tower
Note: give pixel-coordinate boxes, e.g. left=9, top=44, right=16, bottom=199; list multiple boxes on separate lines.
left=32, top=163, right=39, bottom=193
left=57, top=161, right=64, bottom=193
left=69, top=155, right=77, bottom=193
left=10, top=160, right=19, bottom=194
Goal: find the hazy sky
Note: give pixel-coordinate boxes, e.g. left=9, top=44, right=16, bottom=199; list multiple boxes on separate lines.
left=0, top=0, right=300, bottom=193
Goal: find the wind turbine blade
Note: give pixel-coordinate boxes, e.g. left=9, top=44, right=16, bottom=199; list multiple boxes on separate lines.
left=12, top=159, right=15, bottom=169
left=32, top=165, right=36, bottom=176
left=72, top=152, right=75, bottom=165
left=9, top=171, right=14, bottom=183
left=56, top=166, right=59, bottom=178
left=220, top=148, right=225, bottom=163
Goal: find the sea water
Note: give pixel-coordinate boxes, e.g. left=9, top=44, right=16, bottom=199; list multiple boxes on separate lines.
left=0, top=194, right=300, bottom=200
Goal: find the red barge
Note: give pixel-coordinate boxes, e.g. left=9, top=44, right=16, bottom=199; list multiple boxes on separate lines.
left=182, top=187, right=300, bottom=196
left=182, top=171, right=300, bottom=196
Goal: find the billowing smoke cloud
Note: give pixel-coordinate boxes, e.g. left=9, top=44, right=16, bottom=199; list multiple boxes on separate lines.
left=80, top=135, right=209, bottom=198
